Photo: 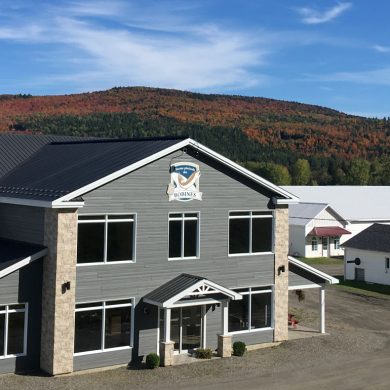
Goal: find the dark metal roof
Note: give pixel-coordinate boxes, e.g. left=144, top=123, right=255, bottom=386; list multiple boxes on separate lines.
left=0, top=238, right=47, bottom=275
left=143, top=274, right=204, bottom=305
left=308, top=226, right=351, bottom=237
left=0, top=133, right=92, bottom=178
left=342, top=223, right=390, bottom=252
left=0, top=136, right=186, bottom=202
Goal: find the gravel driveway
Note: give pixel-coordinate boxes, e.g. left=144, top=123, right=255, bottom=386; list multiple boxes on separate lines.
left=1, top=286, right=389, bottom=390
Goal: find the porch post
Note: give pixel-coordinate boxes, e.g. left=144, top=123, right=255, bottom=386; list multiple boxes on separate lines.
left=218, top=300, right=232, bottom=358
left=221, top=300, right=229, bottom=335
left=319, top=286, right=325, bottom=333
left=160, top=307, right=174, bottom=366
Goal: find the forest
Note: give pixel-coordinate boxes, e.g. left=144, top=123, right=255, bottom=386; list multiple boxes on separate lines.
left=1, top=87, right=390, bottom=185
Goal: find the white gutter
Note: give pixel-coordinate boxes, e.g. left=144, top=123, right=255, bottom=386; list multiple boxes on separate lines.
left=288, top=255, right=339, bottom=284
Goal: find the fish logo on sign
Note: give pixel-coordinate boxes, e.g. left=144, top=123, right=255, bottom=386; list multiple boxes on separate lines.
left=167, top=162, right=202, bottom=202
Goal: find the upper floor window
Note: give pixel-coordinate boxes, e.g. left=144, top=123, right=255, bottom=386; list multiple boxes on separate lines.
left=77, top=214, right=135, bottom=264
left=229, top=211, right=273, bottom=255
left=74, top=299, right=133, bottom=355
left=168, top=213, right=199, bottom=259
left=311, top=237, right=318, bottom=251
left=0, top=303, right=27, bottom=358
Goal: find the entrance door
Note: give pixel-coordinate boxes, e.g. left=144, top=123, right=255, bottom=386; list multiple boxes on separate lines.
left=322, top=237, right=328, bottom=257
left=171, top=306, right=202, bottom=353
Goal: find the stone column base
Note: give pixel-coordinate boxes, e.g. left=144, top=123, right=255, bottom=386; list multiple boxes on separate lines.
left=217, top=334, right=232, bottom=358
left=159, top=341, right=175, bottom=366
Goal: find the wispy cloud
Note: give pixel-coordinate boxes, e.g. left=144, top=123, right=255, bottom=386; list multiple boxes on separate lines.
left=297, top=2, right=352, bottom=25
left=0, top=0, right=269, bottom=91
left=305, top=67, right=390, bottom=86
left=373, top=44, right=390, bottom=53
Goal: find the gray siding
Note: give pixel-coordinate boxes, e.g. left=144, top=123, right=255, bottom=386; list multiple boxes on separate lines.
left=75, top=149, right=278, bottom=367
left=0, top=204, right=44, bottom=245
left=231, top=329, right=273, bottom=345
left=0, top=260, right=43, bottom=374
left=73, top=349, right=132, bottom=371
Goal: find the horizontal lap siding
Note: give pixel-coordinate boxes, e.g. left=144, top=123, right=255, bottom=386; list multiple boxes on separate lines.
left=75, top=150, right=277, bottom=365
left=0, top=204, right=44, bottom=245
left=73, top=349, right=132, bottom=371
left=231, top=329, right=273, bottom=345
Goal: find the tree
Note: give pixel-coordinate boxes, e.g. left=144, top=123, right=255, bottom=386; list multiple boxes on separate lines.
left=292, top=159, right=311, bottom=185
left=345, top=159, right=370, bottom=185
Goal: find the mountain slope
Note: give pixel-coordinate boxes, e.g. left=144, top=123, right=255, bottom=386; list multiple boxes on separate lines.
left=1, top=87, right=390, bottom=184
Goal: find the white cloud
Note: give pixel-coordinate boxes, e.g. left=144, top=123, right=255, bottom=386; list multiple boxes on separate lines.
left=0, top=1, right=270, bottom=91
left=373, top=44, right=390, bottom=53
left=305, top=67, right=390, bottom=86
left=297, top=2, right=352, bottom=25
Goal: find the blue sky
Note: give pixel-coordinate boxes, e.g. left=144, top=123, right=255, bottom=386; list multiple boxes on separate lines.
left=1, top=1, right=389, bottom=117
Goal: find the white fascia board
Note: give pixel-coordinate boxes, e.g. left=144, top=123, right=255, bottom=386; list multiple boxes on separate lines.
left=288, top=283, right=321, bottom=290
left=288, top=256, right=339, bottom=285
left=55, top=138, right=299, bottom=204
left=51, top=200, right=84, bottom=209
left=0, top=248, right=48, bottom=279
left=54, top=139, right=190, bottom=203
left=0, top=196, right=53, bottom=208
left=188, top=139, right=300, bottom=203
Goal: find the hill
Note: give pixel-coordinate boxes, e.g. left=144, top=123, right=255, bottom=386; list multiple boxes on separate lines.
left=1, top=87, right=390, bottom=185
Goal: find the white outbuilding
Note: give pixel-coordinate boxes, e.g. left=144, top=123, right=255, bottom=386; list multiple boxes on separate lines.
left=343, top=224, right=390, bottom=285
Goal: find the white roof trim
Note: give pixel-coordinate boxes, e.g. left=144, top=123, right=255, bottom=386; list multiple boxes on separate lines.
left=144, top=279, right=242, bottom=308
left=0, top=247, right=48, bottom=279
left=53, top=138, right=299, bottom=205
left=0, top=196, right=84, bottom=209
left=288, top=256, right=339, bottom=285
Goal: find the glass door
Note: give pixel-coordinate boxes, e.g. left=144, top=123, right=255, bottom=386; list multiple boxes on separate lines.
left=171, top=306, right=202, bottom=353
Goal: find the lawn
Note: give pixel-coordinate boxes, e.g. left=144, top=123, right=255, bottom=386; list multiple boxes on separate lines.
left=335, top=277, right=390, bottom=296
left=296, top=256, right=344, bottom=265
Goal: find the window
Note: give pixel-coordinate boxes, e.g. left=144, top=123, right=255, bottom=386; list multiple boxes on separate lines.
left=77, top=215, right=135, bottom=264
left=334, top=237, right=340, bottom=250
left=386, top=257, right=390, bottom=272
left=228, top=287, right=272, bottom=333
left=311, top=237, right=318, bottom=251
left=229, top=211, right=273, bottom=255
left=168, top=213, right=199, bottom=259
left=74, top=299, right=133, bottom=355
left=0, top=303, right=27, bottom=358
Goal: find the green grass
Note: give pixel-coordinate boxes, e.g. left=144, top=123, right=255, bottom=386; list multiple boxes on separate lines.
left=296, top=256, right=344, bottom=265
left=335, top=277, right=390, bottom=297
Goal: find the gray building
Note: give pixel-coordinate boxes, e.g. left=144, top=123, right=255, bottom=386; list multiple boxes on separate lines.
left=0, top=134, right=337, bottom=375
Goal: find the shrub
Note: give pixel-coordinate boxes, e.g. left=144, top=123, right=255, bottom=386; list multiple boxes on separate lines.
left=145, top=352, right=160, bottom=369
left=233, top=341, right=246, bottom=356
left=194, top=348, right=213, bottom=359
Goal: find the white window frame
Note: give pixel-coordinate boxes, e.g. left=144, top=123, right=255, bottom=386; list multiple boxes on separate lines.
left=228, top=210, right=274, bottom=257
left=74, top=298, right=134, bottom=356
left=0, top=303, right=28, bottom=359
left=228, top=287, right=273, bottom=335
left=334, top=237, right=340, bottom=250
left=311, top=237, right=318, bottom=251
left=77, top=213, right=137, bottom=266
left=168, top=212, right=200, bottom=260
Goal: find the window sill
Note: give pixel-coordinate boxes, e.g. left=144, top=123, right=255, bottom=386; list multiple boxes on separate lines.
left=228, top=327, right=273, bottom=336
left=76, top=260, right=136, bottom=267
left=168, top=256, right=199, bottom=261
left=0, top=353, right=26, bottom=359
left=228, top=252, right=273, bottom=258
left=74, top=345, right=132, bottom=357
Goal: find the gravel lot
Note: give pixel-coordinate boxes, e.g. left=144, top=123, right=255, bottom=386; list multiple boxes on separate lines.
left=1, top=286, right=389, bottom=390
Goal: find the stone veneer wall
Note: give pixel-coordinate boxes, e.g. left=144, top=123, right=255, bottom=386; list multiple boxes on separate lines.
left=273, top=206, right=289, bottom=341
left=41, top=208, right=78, bottom=375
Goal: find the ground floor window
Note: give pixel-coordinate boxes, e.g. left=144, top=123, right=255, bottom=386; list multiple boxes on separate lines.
left=228, top=287, right=272, bottom=333
left=311, top=237, right=318, bottom=251
left=74, top=299, right=133, bottom=355
left=0, top=303, right=27, bottom=358
left=334, top=237, right=340, bottom=250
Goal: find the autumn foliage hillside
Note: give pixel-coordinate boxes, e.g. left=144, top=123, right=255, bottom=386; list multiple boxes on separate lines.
left=1, top=87, right=390, bottom=184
